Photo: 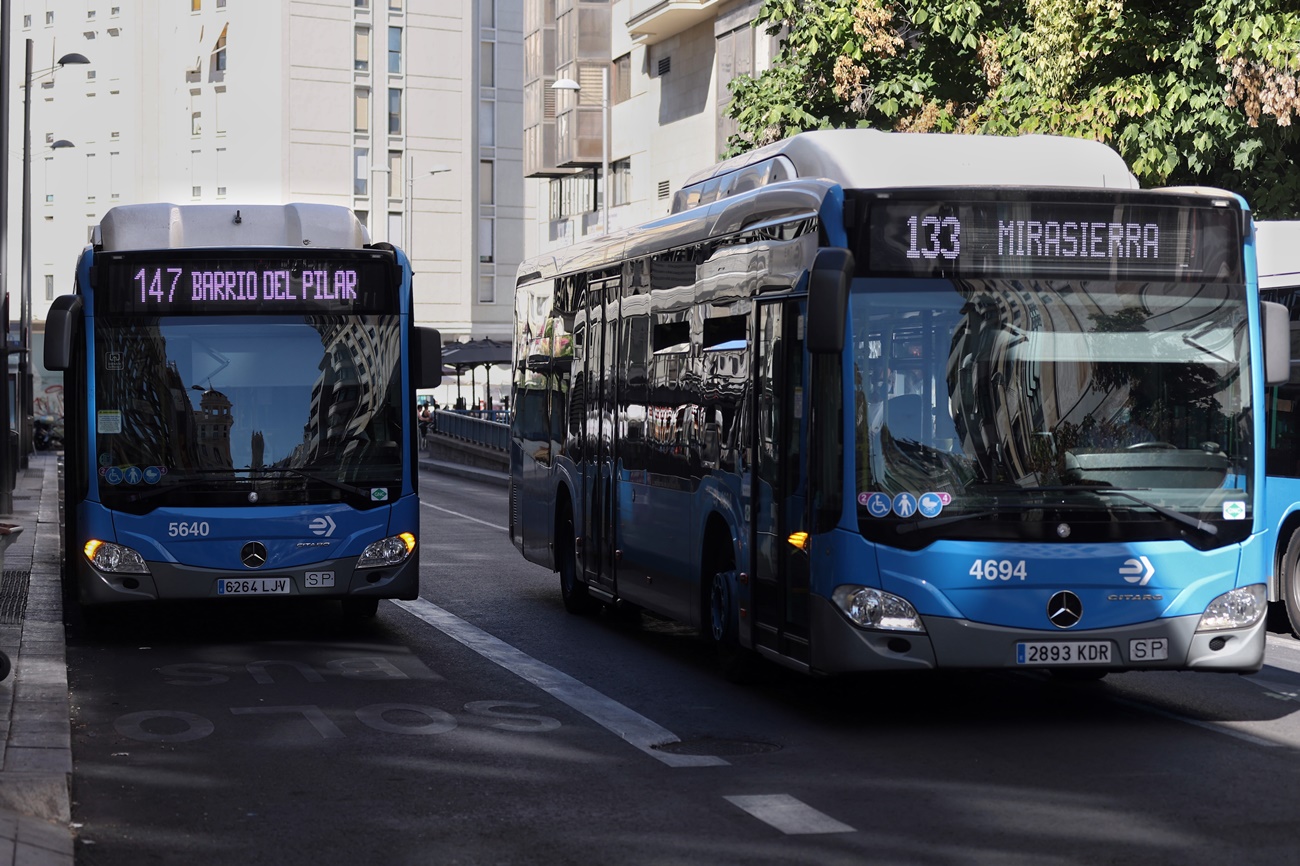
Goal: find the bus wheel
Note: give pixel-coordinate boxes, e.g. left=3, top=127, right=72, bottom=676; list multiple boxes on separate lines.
left=708, top=565, right=760, bottom=683
left=558, top=509, right=599, bottom=616
left=1282, top=529, right=1300, bottom=638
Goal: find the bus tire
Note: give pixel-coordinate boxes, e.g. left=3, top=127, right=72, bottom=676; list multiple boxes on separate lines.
left=558, top=508, right=599, bottom=616
left=705, top=549, right=760, bottom=683
left=1282, top=529, right=1300, bottom=638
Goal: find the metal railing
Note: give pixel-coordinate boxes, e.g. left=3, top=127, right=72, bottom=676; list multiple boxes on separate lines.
left=422, top=408, right=509, bottom=452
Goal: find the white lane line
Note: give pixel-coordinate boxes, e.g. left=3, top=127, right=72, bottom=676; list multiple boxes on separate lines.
left=394, top=597, right=728, bottom=768
left=420, top=500, right=507, bottom=531
left=724, top=794, right=855, bottom=835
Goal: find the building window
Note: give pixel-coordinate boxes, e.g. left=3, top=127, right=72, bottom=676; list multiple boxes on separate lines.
left=192, top=185, right=202, bottom=197
left=478, top=275, right=495, bottom=304
left=388, top=212, right=403, bottom=246
left=611, top=159, right=631, bottom=207
left=479, top=100, right=494, bottom=146
left=46, top=10, right=54, bottom=24
left=355, top=89, right=370, bottom=132
left=354, top=148, right=368, bottom=195
left=214, top=87, right=226, bottom=134
left=480, top=0, right=494, bottom=28
left=388, top=88, right=401, bottom=134
left=192, top=111, right=202, bottom=136
left=388, top=151, right=403, bottom=198
left=192, top=0, right=201, bottom=11
left=481, top=42, right=494, bottom=88
left=355, top=0, right=369, bottom=7
left=388, top=27, right=401, bottom=74
left=389, top=0, right=403, bottom=10
left=213, top=28, right=227, bottom=72
left=355, top=27, right=370, bottom=72
left=613, top=54, right=631, bottom=104
left=479, top=218, right=494, bottom=263
left=45, top=275, right=54, bottom=302
left=22, top=14, right=30, bottom=28
left=480, top=160, right=494, bottom=204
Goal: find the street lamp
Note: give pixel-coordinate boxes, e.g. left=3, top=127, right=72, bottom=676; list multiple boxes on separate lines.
left=404, top=158, right=450, bottom=263
left=552, top=66, right=610, bottom=235
left=19, top=42, right=88, bottom=464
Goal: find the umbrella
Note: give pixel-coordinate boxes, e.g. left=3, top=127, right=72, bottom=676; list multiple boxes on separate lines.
left=441, top=338, right=511, bottom=408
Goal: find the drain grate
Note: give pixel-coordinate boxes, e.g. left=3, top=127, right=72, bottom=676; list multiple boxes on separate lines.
left=0, top=570, right=30, bottom=624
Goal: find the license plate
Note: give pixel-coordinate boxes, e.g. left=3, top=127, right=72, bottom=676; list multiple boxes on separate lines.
left=218, top=578, right=291, bottom=596
left=1016, top=641, right=1112, bottom=665
left=304, top=571, right=335, bottom=588
left=1129, top=637, right=1169, bottom=662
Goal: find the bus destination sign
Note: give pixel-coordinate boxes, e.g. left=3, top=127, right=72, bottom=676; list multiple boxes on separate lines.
left=98, top=253, right=397, bottom=315
left=867, top=194, right=1242, bottom=282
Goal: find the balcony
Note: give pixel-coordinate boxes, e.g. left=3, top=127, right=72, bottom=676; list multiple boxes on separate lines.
left=627, top=0, right=720, bottom=46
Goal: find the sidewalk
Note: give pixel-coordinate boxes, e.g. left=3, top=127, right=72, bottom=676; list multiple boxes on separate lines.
left=0, top=451, right=74, bottom=865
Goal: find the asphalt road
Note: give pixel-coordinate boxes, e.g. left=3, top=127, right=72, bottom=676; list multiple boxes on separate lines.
left=64, top=471, right=1300, bottom=865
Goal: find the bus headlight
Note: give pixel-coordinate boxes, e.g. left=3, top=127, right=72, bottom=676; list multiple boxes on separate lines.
left=1196, top=584, right=1266, bottom=632
left=357, top=532, right=416, bottom=569
left=832, top=585, right=925, bottom=632
left=84, top=540, right=150, bottom=574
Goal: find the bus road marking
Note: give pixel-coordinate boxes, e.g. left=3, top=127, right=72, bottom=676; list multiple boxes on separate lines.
left=420, top=500, right=507, bottom=531
left=393, top=597, right=728, bottom=768
left=724, top=794, right=855, bottom=835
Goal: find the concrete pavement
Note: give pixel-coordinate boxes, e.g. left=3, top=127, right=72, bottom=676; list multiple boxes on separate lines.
left=0, top=450, right=73, bottom=865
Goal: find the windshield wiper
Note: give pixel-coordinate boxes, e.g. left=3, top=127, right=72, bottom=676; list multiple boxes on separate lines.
left=893, top=484, right=1219, bottom=538
left=254, top=467, right=369, bottom=498
left=1003, top=484, right=1218, bottom=538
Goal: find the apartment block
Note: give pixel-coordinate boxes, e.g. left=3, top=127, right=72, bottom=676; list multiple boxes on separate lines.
left=521, top=0, right=774, bottom=256
left=4, top=0, right=519, bottom=361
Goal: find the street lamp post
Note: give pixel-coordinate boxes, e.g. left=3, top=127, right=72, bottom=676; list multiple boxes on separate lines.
left=552, top=65, right=610, bottom=235
left=404, top=157, right=450, bottom=263
left=18, top=41, right=88, bottom=466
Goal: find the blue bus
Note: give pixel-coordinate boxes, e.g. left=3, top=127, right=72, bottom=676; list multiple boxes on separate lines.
left=1253, top=220, right=1300, bottom=636
left=44, top=203, right=441, bottom=621
left=510, top=129, right=1290, bottom=678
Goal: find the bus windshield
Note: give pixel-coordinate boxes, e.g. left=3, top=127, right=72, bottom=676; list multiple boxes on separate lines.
left=850, top=278, right=1253, bottom=549
left=93, top=314, right=403, bottom=512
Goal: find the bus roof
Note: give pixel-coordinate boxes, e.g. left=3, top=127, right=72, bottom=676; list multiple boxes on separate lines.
left=94, top=202, right=370, bottom=252
left=680, top=129, right=1138, bottom=195
left=1255, top=221, right=1300, bottom=290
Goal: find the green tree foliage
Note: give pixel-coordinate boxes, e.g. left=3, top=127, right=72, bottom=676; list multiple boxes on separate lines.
left=726, top=0, right=1300, bottom=217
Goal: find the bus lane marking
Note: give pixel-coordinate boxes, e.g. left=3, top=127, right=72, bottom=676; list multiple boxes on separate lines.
left=420, top=500, right=506, bottom=531
left=724, top=794, right=855, bottom=835
left=393, top=597, right=729, bottom=768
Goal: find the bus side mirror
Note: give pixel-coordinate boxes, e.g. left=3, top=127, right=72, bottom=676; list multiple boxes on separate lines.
left=44, top=295, right=83, bottom=372
left=415, top=327, right=442, bottom=389
left=807, top=248, right=854, bottom=355
left=1263, top=301, right=1290, bottom=387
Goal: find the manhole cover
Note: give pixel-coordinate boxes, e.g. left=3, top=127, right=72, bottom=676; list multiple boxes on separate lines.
left=654, top=737, right=782, bottom=757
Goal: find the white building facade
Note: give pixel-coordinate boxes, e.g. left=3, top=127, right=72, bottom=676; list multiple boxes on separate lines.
left=521, top=0, right=776, bottom=258
left=5, top=0, right=520, bottom=405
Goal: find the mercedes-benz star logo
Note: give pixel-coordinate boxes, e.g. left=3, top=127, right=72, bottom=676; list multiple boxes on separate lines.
left=241, top=541, right=268, bottom=569
left=1047, top=590, right=1083, bottom=629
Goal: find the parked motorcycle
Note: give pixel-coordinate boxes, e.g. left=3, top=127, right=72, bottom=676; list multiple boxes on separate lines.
left=33, top=416, right=63, bottom=451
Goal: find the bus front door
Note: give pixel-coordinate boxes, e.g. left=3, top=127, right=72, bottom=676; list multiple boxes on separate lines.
left=751, top=299, right=811, bottom=665
left=579, top=277, right=618, bottom=599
